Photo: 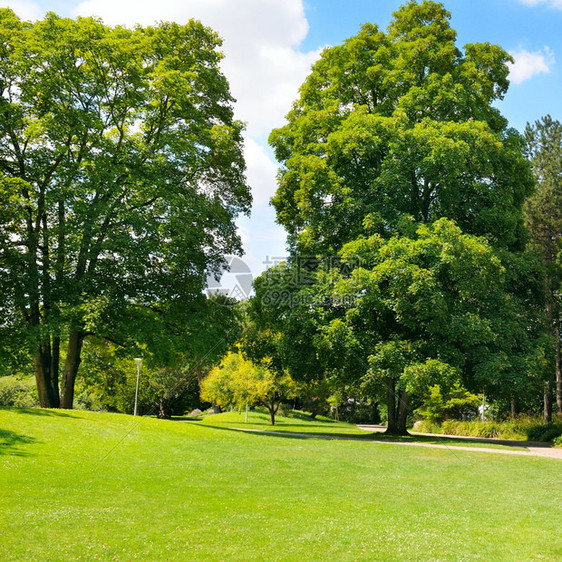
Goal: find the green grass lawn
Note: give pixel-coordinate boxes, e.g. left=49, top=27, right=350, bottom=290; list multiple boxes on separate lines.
left=196, top=409, right=529, bottom=450
left=195, top=409, right=370, bottom=435
left=1, top=407, right=560, bottom=561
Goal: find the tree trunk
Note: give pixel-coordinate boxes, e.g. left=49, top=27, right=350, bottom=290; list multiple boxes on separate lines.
left=60, top=330, right=84, bottom=409
left=510, top=397, right=517, bottom=418
left=33, top=342, right=60, bottom=408
left=265, top=399, right=278, bottom=425
left=544, top=379, right=553, bottom=423
left=554, top=324, right=562, bottom=414
left=385, top=379, right=409, bottom=435
left=385, top=377, right=399, bottom=435
left=543, top=281, right=559, bottom=418
left=396, top=390, right=410, bottom=435
left=157, top=397, right=171, bottom=419
left=371, top=401, right=380, bottom=424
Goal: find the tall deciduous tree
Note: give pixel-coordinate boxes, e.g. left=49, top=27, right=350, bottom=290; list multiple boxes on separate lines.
left=524, top=115, right=562, bottom=419
left=0, top=11, right=250, bottom=408
left=267, top=1, right=539, bottom=431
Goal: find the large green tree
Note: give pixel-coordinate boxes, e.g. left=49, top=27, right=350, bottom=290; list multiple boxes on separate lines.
left=524, top=116, right=562, bottom=419
left=266, top=0, right=539, bottom=431
left=0, top=11, right=250, bottom=408
left=270, top=1, right=533, bottom=255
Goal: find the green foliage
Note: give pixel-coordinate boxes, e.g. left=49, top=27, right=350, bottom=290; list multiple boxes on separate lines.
left=78, top=339, right=133, bottom=412
left=200, top=351, right=298, bottom=424
left=0, top=9, right=250, bottom=407
left=297, top=379, right=332, bottom=418
left=525, top=423, right=562, bottom=443
left=414, top=415, right=562, bottom=442
left=78, top=339, right=211, bottom=417
left=403, top=360, right=461, bottom=397
left=270, top=1, right=533, bottom=255
left=523, top=114, right=562, bottom=418
left=200, top=351, right=254, bottom=410
left=0, top=375, right=39, bottom=408
left=525, top=116, right=562, bottom=268
left=327, top=219, right=536, bottom=408
left=264, top=1, right=541, bottom=430
left=72, top=385, right=104, bottom=412
left=414, top=383, right=480, bottom=425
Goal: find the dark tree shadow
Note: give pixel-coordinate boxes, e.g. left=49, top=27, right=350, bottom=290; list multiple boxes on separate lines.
left=198, top=423, right=311, bottom=440
left=0, top=429, right=38, bottom=457
left=3, top=407, right=79, bottom=418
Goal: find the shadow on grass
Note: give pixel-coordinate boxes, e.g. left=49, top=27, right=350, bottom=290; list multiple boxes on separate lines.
left=197, top=423, right=311, bottom=440
left=0, top=428, right=38, bottom=457
left=196, top=424, right=530, bottom=450
left=3, top=407, right=79, bottom=418
left=202, top=420, right=357, bottom=430
left=282, top=411, right=340, bottom=424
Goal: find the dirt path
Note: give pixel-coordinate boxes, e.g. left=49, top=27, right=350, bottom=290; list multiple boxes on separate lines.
left=231, top=426, right=562, bottom=459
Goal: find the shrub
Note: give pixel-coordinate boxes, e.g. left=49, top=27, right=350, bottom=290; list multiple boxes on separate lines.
left=414, top=383, right=480, bottom=425
left=526, top=424, right=562, bottom=442
left=73, top=386, right=105, bottom=411
left=0, top=375, right=39, bottom=408
left=412, top=416, right=562, bottom=442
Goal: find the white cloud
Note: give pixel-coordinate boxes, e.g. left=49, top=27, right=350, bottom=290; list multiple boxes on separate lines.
left=236, top=211, right=288, bottom=278
left=518, top=0, right=562, bottom=8
left=0, top=0, right=42, bottom=20
left=73, top=0, right=321, bottom=139
left=507, top=47, right=555, bottom=84
left=244, top=138, right=278, bottom=207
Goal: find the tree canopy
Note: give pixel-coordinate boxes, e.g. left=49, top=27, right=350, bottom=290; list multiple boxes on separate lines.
left=321, top=219, right=539, bottom=433
left=0, top=10, right=250, bottom=407
left=270, top=0, right=533, bottom=255
left=200, top=350, right=298, bottom=425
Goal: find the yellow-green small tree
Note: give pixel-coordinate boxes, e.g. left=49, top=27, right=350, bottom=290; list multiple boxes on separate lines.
left=200, top=351, right=298, bottom=425
left=201, top=351, right=255, bottom=411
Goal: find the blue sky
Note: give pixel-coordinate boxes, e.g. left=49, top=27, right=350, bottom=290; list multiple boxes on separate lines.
left=2, top=0, right=561, bottom=285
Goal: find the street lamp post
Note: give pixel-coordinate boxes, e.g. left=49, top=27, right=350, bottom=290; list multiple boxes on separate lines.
left=133, top=358, right=142, bottom=416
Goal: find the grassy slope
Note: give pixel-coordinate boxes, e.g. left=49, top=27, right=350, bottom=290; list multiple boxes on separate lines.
left=1, top=408, right=561, bottom=561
